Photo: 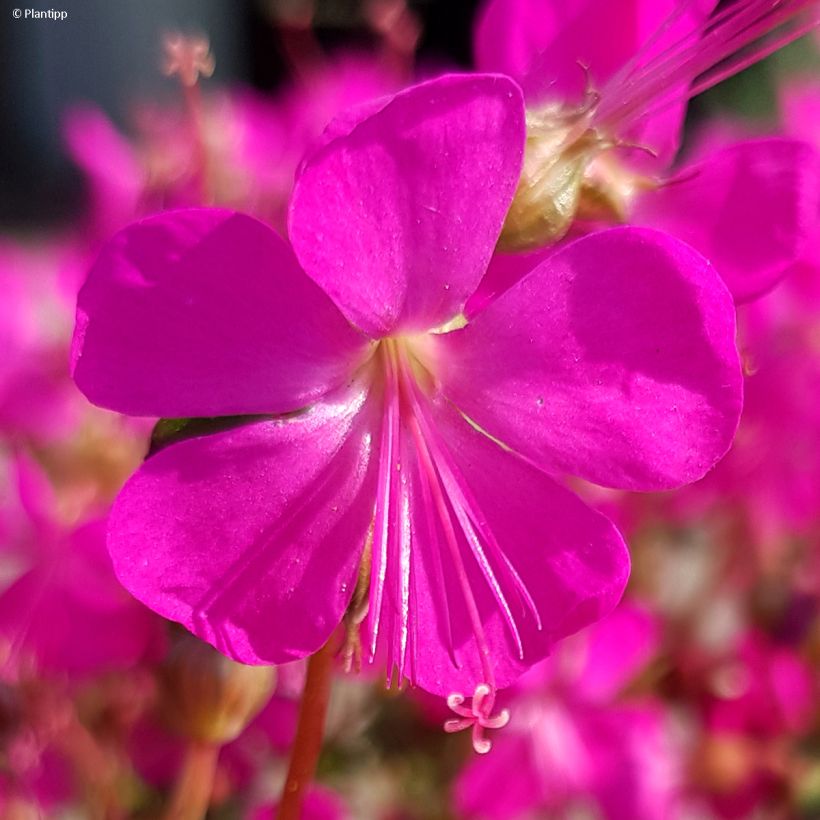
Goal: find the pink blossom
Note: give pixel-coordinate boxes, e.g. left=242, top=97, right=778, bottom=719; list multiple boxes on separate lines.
left=64, top=53, right=405, bottom=239
left=454, top=603, right=684, bottom=818
left=71, top=74, right=742, bottom=744
left=0, top=244, right=82, bottom=442
left=692, top=631, right=815, bottom=818
left=473, top=0, right=820, bottom=302
left=0, top=453, right=163, bottom=678
left=663, top=269, right=820, bottom=551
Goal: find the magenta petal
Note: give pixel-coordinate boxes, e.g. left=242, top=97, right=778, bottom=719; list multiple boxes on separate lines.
left=288, top=74, right=525, bottom=336
left=366, top=396, right=628, bottom=697
left=577, top=705, right=682, bottom=820
left=107, top=377, right=381, bottom=664
left=571, top=602, right=660, bottom=703
left=62, top=105, right=143, bottom=236
left=464, top=245, right=555, bottom=318
left=0, top=520, right=162, bottom=676
left=455, top=732, right=543, bottom=819
left=631, top=139, right=820, bottom=303
left=72, top=209, right=367, bottom=417
left=434, top=227, right=743, bottom=491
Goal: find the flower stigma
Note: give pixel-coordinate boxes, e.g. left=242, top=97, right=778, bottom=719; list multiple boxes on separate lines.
left=444, top=683, right=511, bottom=755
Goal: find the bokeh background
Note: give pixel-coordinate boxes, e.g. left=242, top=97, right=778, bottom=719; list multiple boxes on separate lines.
left=1, top=1, right=820, bottom=818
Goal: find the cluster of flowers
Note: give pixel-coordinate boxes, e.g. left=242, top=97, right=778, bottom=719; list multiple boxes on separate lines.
left=2, top=0, right=820, bottom=816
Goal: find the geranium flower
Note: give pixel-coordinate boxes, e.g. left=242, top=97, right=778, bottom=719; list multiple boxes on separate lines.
left=454, top=603, right=683, bottom=818
left=473, top=0, right=820, bottom=302
left=692, top=631, right=815, bottom=818
left=665, top=266, right=820, bottom=553
left=0, top=453, right=162, bottom=678
left=63, top=49, right=405, bottom=240
left=71, top=74, right=742, bottom=750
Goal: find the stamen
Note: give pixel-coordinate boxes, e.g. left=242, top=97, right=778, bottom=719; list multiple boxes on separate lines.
left=273, top=0, right=325, bottom=85
left=161, top=31, right=215, bottom=203
left=364, top=340, right=515, bottom=748
left=444, top=683, right=510, bottom=754
left=426, top=433, right=543, bottom=633
left=399, top=364, right=496, bottom=690
left=368, top=344, right=401, bottom=660
left=365, top=0, right=421, bottom=79
left=407, top=400, right=525, bottom=658
left=416, top=452, right=460, bottom=669
left=594, top=0, right=820, bottom=138
left=399, top=356, right=543, bottom=636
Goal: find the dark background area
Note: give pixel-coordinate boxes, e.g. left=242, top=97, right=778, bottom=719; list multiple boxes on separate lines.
left=0, top=0, right=481, bottom=227
left=1, top=0, right=812, bottom=229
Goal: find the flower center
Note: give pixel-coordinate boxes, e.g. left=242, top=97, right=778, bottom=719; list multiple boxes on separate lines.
left=353, top=335, right=540, bottom=752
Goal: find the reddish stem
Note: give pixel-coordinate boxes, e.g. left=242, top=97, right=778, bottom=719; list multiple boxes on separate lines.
left=182, top=81, right=213, bottom=204
left=276, top=639, right=335, bottom=820
left=162, top=740, right=220, bottom=820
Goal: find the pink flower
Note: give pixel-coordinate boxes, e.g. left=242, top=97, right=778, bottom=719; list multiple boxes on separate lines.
left=454, top=603, right=684, bottom=818
left=0, top=243, right=82, bottom=442
left=473, top=0, right=820, bottom=302
left=663, top=269, right=820, bottom=551
left=63, top=53, right=405, bottom=239
left=71, top=74, right=742, bottom=745
left=0, top=453, right=163, bottom=679
left=692, top=631, right=816, bottom=818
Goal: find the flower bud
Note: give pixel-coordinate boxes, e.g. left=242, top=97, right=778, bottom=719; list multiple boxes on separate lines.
left=695, top=734, right=757, bottom=793
left=498, top=103, right=609, bottom=252
left=159, top=630, right=276, bottom=745
left=498, top=102, right=658, bottom=252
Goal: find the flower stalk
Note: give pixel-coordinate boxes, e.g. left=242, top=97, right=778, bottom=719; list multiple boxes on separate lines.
left=162, top=739, right=220, bottom=820
left=276, top=638, right=336, bottom=820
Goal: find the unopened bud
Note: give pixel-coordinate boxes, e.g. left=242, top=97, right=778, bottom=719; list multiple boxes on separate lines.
left=159, top=630, right=276, bottom=745
left=498, top=108, right=607, bottom=252
left=498, top=100, right=661, bottom=252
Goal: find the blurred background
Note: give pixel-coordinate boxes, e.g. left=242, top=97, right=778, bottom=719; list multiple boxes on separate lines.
left=1, top=1, right=819, bottom=818
left=0, top=0, right=481, bottom=226
left=2, top=0, right=813, bottom=225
